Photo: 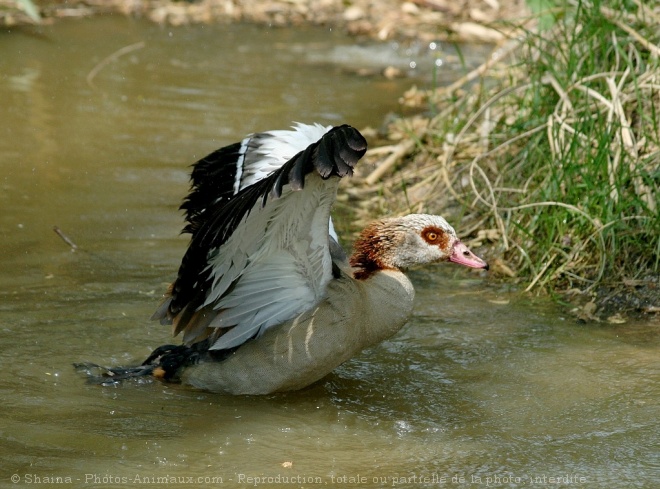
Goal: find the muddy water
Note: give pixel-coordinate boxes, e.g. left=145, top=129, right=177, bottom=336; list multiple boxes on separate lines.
left=1, top=16, right=659, bottom=489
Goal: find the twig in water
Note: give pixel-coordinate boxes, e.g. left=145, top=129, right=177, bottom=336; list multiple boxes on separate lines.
left=53, top=226, right=78, bottom=251
left=87, top=41, right=146, bottom=91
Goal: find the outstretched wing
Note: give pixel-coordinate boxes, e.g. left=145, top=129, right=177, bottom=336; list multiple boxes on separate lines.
left=179, top=122, right=332, bottom=237
left=152, top=124, right=367, bottom=351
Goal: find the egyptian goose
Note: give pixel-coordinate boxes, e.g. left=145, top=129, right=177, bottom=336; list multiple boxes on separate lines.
left=83, top=123, right=488, bottom=394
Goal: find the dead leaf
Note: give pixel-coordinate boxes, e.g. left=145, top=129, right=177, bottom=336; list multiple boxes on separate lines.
left=607, top=314, right=627, bottom=324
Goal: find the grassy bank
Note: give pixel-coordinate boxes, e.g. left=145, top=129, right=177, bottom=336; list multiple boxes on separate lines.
left=360, top=0, right=659, bottom=308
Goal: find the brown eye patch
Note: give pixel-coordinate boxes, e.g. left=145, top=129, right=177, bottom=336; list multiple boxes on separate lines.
left=421, top=226, right=449, bottom=248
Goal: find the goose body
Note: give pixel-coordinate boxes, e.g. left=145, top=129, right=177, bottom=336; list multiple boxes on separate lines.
left=104, top=123, right=487, bottom=394
left=181, top=268, right=415, bottom=393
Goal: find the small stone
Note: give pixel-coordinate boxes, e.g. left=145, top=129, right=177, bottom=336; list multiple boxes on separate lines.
left=401, top=2, right=420, bottom=15
left=343, top=6, right=364, bottom=21
left=383, top=66, right=403, bottom=79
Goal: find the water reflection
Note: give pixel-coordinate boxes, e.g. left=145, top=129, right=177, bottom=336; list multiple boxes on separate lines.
left=1, top=16, right=658, bottom=489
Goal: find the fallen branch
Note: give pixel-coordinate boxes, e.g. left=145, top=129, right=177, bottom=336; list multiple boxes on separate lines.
left=365, top=139, right=416, bottom=185
left=53, top=226, right=78, bottom=251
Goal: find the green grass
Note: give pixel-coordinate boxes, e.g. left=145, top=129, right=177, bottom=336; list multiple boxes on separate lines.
left=500, top=0, right=659, bottom=292
left=376, top=0, right=659, bottom=295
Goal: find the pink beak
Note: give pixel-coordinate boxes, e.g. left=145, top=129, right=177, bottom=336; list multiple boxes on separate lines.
left=449, top=241, right=489, bottom=270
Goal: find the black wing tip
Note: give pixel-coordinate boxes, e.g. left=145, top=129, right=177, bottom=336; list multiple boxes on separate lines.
left=335, top=124, right=368, bottom=151
left=264, top=124, right=367, bottom=198
left=291, top=124, right=367, bottom=183
left=325, top=125, right=367, bottom=177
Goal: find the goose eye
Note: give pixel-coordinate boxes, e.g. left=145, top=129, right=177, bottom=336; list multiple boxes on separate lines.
left=421, top=227, right=449, bottom=247
left=422, top=230, right=441, bottom=243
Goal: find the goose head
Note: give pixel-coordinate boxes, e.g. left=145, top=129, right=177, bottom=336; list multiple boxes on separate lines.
left=350, top=214, right=488, bottom=279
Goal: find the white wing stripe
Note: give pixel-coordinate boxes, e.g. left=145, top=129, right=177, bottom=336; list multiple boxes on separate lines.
left=234, top=136, right=250, bottom=195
